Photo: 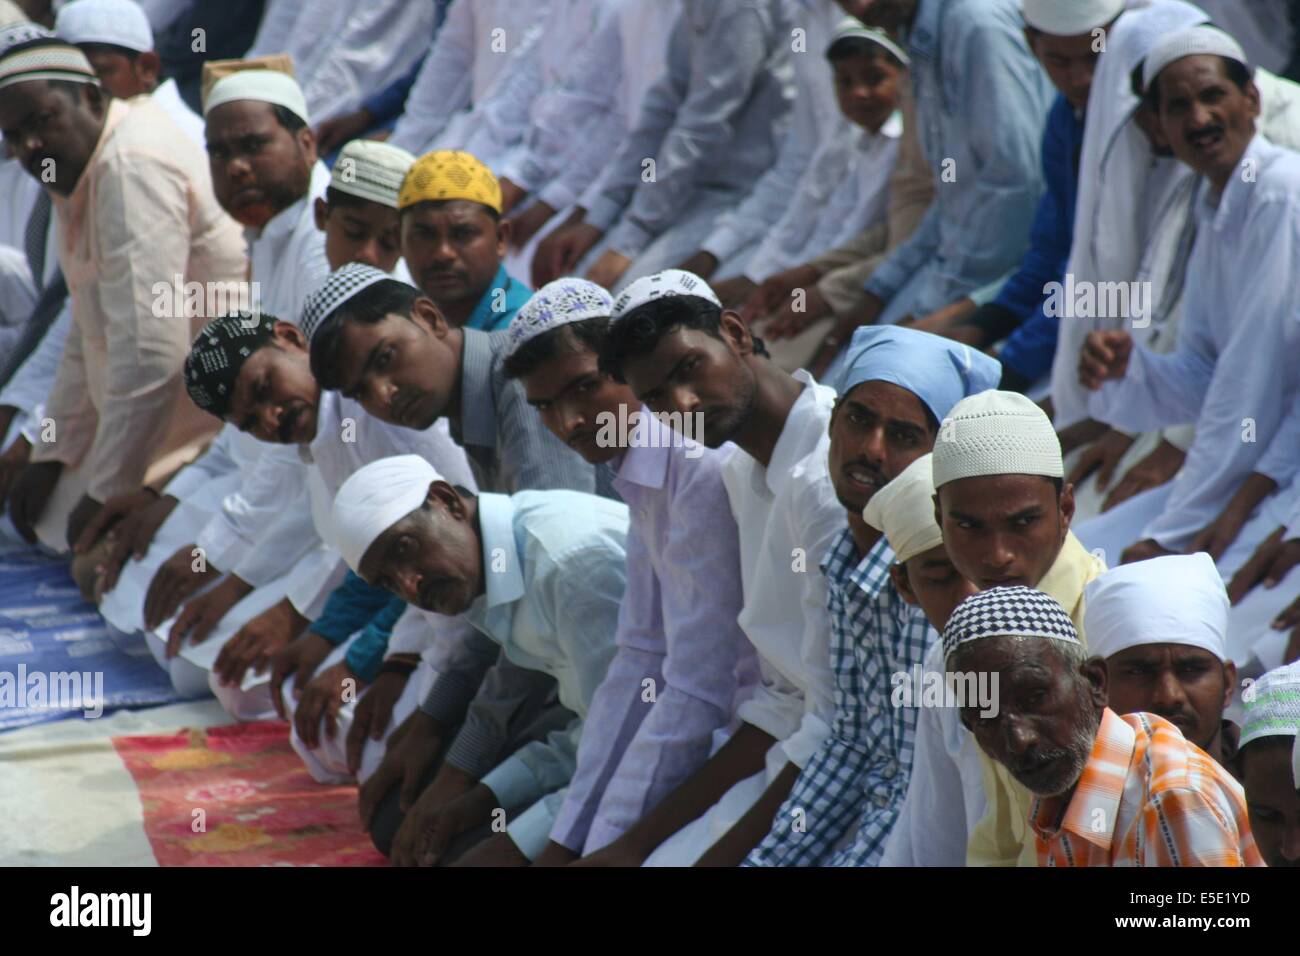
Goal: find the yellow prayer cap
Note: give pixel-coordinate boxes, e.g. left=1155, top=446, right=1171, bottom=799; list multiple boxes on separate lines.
left=398, top=149, right=502, bottom=215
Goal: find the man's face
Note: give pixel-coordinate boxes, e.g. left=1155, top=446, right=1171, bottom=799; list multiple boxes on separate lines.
left=831, top=51, right=902, bottom=134
left=0, top=80, right=103, bottom=194
left=401, top=200, right=506, bottom=316
left=890, top=543, right=979, bottom=631
left=958, top=637, right=1106, bottom=797
left=835, top=0, right=916, bottom=33
left=937, top=474, right=1073, bottom=591
left=520, top=336, right=638, bottom=464
left=359, top=481, right=483, bottom=617
left=315, top=197, right=402, bottom=272
left=1105, top=643, right=1233, bottom=752
left=1027, top=28, right=1103, bottom=112
left=620, top=317, right=757, bottom=448
left=206, top=100, right=314, bottom=229
left=80, top=44, right=158, bottom=99
left=1156, top=55, right=1259, bottom=191
left=828, top=380, right=934, bottom=516
left=332, top=299, right=458, bottom=431
left=1241, top=740, right=1300, bottom=868
left=225, top=322, right=320, bottom=444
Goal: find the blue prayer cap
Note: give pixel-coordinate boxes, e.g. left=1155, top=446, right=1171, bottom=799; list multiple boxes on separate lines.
left=837, top=326, right=1002, bottom=423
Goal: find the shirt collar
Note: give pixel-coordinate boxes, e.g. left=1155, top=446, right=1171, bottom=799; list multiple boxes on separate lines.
left=766, top=368, right=825, bottom=495
left=475, top=492, right=525, bottom=608
left=1031, top=707, right=1135, bottom=851
left=457, top=328, right=498, bottom=448
left=465, top=263, right=513, bottom=331
left=614, top=409, right=673, bottom=491
left=1037, top=531, right=1105, bottom=633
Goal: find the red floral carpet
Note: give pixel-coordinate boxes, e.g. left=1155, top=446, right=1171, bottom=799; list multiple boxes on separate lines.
left=111, top=721, right=387, bottom=866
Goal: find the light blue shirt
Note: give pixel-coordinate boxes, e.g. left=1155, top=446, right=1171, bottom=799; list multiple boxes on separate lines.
left=472, top=490, right=629, bottom=858
left=864, top=0, right=1053, bottom=314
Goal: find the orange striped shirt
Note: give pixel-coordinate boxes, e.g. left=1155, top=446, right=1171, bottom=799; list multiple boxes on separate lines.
left=1031, top=709, right=1264, bottom=867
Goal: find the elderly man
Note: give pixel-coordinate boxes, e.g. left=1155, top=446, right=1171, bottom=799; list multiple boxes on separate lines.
left=330, top=454, right=628, bottom=866
left=1079, top=26, right=1300, bottom=575
left=1236, top=661, right=1300, bottom=867
left=54, top=0, right=203, bottom=144
left=0, top=24, right=245, bottom=554
left=944, top=585, right=1261, bottom=866
left=500, top=278, right=755, bottom=864
left=398, top=149, right=530, bottom=332
left=742, top=328, right=999, bottom=867
left=930, top=389, right=1107, bottom=866
left=1085, top=553, right=1239, bottom=769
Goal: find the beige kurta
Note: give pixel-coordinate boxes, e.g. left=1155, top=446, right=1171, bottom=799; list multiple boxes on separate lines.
left=31, top=97, right=247, bottom=502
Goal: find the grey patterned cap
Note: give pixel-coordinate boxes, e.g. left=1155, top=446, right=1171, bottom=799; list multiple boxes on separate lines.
left=506, top=277, right=613, bottom=357
left=300, top=262, right=396, bottom=342
left=184, top=311, right=278, bottom=417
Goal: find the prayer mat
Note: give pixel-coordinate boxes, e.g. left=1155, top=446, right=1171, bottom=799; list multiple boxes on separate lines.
left=112, top=720, right=387, bottom=866
left=0, top=544, right=190, bottom=731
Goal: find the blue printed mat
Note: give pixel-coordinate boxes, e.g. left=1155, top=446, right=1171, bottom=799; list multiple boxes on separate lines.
left=0, top=544, right=190, bottom=731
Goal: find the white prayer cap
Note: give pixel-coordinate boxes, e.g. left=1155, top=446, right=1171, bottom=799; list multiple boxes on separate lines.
left=329, top=139, right=416, bottom=209
left=507, top=278, right=613, bottom=356
left=862, top=454, right=943, bottom=565
left=0, top=22, right=99, bottom=91
left=1239, top=661, right=1300, bottom=787
left=1022, top=0, right=1124, bottom=36
left=825, top=17, right=910, bottom=65
left=1143, top=25, right=1249, bottom=92
left=610, top=269, right=721, bottom=325
left=331, top=454, right=444, bottom=572
left=56, top=0, right=153, bottom=53
left=1083, top=553, right=1228, bottom=663
left=931, top=390, right=1063, bottom=489
left=942, top=585, right=1080, bottom=662
left=300, top=262, right=398, bottom=342
left=204, top=68, right=309, bottom=125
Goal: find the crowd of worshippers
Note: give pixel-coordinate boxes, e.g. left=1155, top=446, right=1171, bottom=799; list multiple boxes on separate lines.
left=0, top=0, right=1298, bottom=868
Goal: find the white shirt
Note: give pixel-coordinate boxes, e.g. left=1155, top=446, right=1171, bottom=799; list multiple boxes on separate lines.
left=744, top=112, right=903, bottom=282
left=149, top=78, right=205, bottom=149
left=700, top=0, right=844, bottom=264
left=725, top=369, right=841, bottom=764
left=248, top=160, right=331, bottom=324
left=388, top=0, right=551, bottom=155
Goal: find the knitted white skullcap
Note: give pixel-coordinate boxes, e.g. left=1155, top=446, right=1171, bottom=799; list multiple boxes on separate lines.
left=931, top=390, right=1063, bottom=489
left=1022, top=0, right=1124, bottom=36
left=1144, top=25, right=1249, bottom=92
left=330, top=139, right=417, bottom=209
left=610, top=269, right=721, bottom=325
left=331, top=455, right=443, bottom=572
left=1239, top=661, right=1300, bottom=788
left=56, top=0, right=153, bottom=53
left=862, top=454, right=943, bottom=565
left=204, top=68, right=309, bottom=125
left=0, top=22, right=98, bottom=91
left=507, top=277, right=613, bottom=357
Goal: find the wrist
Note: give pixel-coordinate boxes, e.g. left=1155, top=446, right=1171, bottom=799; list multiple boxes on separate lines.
left=379, top=658, right=417, bottom=678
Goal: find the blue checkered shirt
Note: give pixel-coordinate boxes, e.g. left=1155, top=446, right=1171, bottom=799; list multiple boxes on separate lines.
left=743, top=529, right=938, bottom=866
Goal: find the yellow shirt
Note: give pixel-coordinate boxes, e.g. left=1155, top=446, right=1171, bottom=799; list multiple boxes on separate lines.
left=965, top=531, right=1107, bottom=866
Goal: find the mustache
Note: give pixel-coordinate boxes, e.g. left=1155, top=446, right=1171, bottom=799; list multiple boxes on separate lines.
left=842, top=458, right=886, bottom=479
left=1187, top=122, right=1224, bottom=140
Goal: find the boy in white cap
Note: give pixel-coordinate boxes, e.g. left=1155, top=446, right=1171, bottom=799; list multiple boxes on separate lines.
left=944, top=586, right=1262, bottom=866
left=313, top=138, right=415, bottom=278
left=329, top=454, right=629, bottom=866
left=1084, top=553, right=1238, bottom=767
left=931, top=389, right=1106, bottom=865
left=1237, top=661, right=1300, bottom=867
left=1078, top=26, right=1300, bottom=578
left=54, top=0, right=203, bottom=145
left=0, top=23, right=246, bottom=557
left=742, top=327, right=999, bottom=868
left=499, top=277, right=755, bottom=864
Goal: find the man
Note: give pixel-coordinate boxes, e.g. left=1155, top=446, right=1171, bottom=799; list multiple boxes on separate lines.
left=313, top=138, right=415, bottom=278
left=744, top=326, right=999, bottom=867
left=563, top=269, right=835, bottom=867
left=302, top=265, right=601, bottom=853
left=534, top=0, right=791, bottom=292
left=1078, top=26, right=1300, bottom=573
left=931, top=389, right=1106, bottom=865
left=398, top=149, right=530, bottom=332
left=55, top=0, right=204, bottom=144
left=1084, top=553, right=1238, bottom=768
left=914, top=0, right=1120, bottom=392
left=821, top=0, right=1053, bottom=341
left=1236, top=660, right=1300, bottom=867
left=499, top=278, right=754, bottom=863
left=330, top=453, right=628, bottom=865
left=0, top=24, right=245, bottom=553
left=944, top=585, right=1262, bottom=866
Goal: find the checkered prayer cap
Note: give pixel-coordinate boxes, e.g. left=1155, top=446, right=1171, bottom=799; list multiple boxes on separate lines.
left=506, top=278, right=613, bottom=357
left=185, top=311, right=278, bottom=417
left=300, top=263, right=395, bottom=343
left=942, top=585, right=1080, bottom=662
left=610, top=269, right=722, bottom=326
